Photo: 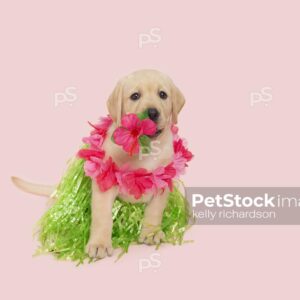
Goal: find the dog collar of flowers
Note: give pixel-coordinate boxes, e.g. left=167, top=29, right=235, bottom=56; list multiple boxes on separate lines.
left=78, top=114, right=193, bottom=199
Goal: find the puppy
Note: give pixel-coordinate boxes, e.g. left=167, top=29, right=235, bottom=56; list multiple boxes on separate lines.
left=12, top=69, right=186, bottom=259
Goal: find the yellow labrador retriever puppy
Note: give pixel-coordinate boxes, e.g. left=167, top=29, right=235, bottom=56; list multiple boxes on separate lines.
left=12, top=69, right=185, bottom=259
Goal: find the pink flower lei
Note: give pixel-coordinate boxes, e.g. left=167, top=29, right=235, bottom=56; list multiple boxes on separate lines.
left=78, top=114, right=193, bottom=199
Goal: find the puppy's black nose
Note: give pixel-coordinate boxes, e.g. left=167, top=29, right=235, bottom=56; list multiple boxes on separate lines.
left=147, top=108, right=160, bottom=122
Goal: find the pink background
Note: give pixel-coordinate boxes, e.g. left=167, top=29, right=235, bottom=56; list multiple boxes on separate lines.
left=1, top=0, right=299, bottom=299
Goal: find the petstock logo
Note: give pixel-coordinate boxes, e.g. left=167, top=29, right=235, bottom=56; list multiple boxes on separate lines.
left=185, top=188, right=300, bottom=225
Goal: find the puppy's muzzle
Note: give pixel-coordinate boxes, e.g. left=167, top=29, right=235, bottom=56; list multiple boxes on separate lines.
left=147, top=107, right=163, bottom=137
left=147, top=108, right=160, bottom=122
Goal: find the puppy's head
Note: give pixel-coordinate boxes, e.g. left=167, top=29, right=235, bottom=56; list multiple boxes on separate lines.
left=107, top=69, right=185, bottom=137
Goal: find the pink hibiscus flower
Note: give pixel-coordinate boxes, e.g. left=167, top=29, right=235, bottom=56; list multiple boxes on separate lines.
left=163, top=164, right=176, bottom=190
left=172, top=152, right=188, bottom=176
left=171, top=124, right=179, bottom=135
left=117, top=168, right=153, bottom=199
left=152, top=164, right=176, bottom=191
left=82, top=133, right=103, bottom=149
left=83, top=156, right=102, bottom=178
left=89, top=116, right=113, bottom=136
left=96, top=157, right=118, bottom=191
left=77, top=148, right=105, bottom=160
left=78, top=148, right=105, bottom=179
left=113, top=114, right=156, bottom=155
left=151, top=167, right=169, bottom=190
left=173, top=138, right=193, bottom=162
left=81, top=116, right=113, bottom=150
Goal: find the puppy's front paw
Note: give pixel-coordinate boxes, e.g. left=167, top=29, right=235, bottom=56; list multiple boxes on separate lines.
left=139, top=227, right=165, bottom=245
left=85, top=240, right=113, bottom=259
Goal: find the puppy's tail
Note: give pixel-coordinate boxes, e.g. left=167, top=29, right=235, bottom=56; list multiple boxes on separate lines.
left=11, top=176, right=56, bottom=197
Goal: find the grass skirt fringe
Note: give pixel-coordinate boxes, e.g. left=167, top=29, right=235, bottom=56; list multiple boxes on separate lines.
left=36, top=158, right=191, bottom=264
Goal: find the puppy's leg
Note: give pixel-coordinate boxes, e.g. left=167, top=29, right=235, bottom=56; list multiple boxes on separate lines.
left=86, top=180, right=117, bottom=259
left=139, top=190, right=169, bottom=245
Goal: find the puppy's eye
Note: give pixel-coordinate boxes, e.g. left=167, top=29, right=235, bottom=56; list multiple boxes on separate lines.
left=159, top=91, right=168, bottom=99
left=130, top=93, right=140, bottom=101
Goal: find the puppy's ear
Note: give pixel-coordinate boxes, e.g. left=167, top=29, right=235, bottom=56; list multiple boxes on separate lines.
left=107, top=81, right=123, bottom=125
left=172, top=84, right=185, bottom=124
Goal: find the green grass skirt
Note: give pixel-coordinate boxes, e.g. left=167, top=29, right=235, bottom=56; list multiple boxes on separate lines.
left=36, top=158, right=191, bottom=264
